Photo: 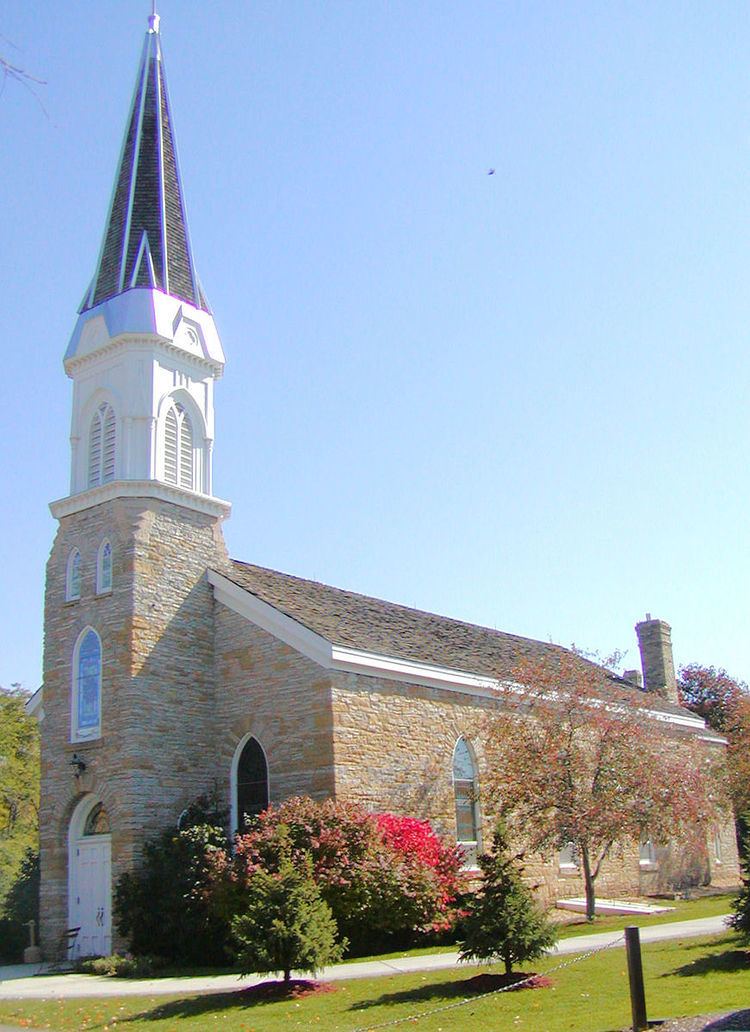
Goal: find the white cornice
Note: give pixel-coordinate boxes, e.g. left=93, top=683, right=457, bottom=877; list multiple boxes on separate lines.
left=207, top=571, right=710, bottom=725
left=51, top=481, right=231, bottom=520
left=64, top=335, right=223, bottom=378
left=25, top=687, right=44, bottom=723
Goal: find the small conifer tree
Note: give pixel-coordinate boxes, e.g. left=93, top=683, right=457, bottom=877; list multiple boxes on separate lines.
left=459, top=821, right=558, bottom=976
left=231, top=855, right=345, bottom=984
left=729, top=818, right=750, bottom=942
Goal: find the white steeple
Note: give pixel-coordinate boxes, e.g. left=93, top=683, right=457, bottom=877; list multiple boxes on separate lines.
left=52, top=13, right=229, bottom=521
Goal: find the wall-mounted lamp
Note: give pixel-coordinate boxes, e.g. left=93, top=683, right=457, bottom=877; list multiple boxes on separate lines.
left=70, top=753, right=87, bottom=777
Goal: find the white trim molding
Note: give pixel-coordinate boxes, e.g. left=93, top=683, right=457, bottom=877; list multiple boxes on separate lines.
left=51, top=480, right=231, bottom=520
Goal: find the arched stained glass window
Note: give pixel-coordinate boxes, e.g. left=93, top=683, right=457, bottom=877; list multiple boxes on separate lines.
left=66, top=549, right=82, bottom=601
left=88, top=404, right=116, bottom=487
left=235, top=737, right=269, bottom=833
left=164, top=402, right=194, bottom=490
left=83, top=803, right=110, bottom=836
left=97, top=540, right=112, bottom=594
left=74, top=629, right=102, bottom=739
left=453, top=737, right=480, bottom=866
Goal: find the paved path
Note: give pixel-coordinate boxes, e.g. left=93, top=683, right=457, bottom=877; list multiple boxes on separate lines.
left=0, top=913, right=731, bottom=1001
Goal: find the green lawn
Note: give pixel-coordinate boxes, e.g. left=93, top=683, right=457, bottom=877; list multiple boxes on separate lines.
left=0, top=932, right=747, bottom=1032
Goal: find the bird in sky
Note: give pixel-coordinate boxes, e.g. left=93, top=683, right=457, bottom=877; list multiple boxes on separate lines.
left=488, top=168, right=495, bottom=175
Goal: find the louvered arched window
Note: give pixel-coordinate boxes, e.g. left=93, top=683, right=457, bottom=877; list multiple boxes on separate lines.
left=72, top=627, right=102, bottom=740
left=164, top=403, right=194, bottom=490
left=66, top=548, right=82, bottom=601
left=88, top=403, right=116, bottom=487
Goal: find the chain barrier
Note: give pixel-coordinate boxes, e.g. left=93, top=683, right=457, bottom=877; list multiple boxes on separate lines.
left=349, top=933, right=626, bottom=1032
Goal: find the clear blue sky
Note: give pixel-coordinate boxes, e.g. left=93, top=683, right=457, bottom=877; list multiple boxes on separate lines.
left=2, top=1, right=749, bottom=691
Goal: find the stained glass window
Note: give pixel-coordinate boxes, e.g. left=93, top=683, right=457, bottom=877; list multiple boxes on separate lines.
left=67, top=549, right=81, bottom=601
left=76, top=630, right=101, bottom=736
left=97, top=540, right=112, bottom=593
left=83, top=803, right=110, bottom=836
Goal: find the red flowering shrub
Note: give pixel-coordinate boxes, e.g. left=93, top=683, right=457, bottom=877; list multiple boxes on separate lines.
left=206, top=797, right=462, bottom=952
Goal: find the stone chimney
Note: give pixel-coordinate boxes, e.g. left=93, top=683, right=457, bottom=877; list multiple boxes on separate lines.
left=635, top=615, right=678, bottom=704
left=623, top=669, right=643, bottom=689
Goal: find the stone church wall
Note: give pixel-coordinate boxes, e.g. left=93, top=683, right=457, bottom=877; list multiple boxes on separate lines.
left=212, top=608, right=336, bottom=809
left=329, top=671, right=739, bottom=905
left=39, top=496, right=230, bottom=955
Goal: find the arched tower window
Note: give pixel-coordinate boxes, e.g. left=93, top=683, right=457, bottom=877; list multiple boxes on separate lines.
left=234, top=736, right=269, bottom=833
left=453, top=737, right=481, bottom=868
left=164, top=402, right=194, bottom=490
left=88, top=403, right=116, bottom=487
left=96, top=540, right=113, bottom=594
left=72, top=628, right=102, bottom=741
left=66, top=549, right=82, bottom=601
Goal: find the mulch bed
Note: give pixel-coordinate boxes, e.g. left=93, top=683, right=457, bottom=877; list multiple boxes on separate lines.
left=463, top=971, right=553, bottom=993
left=236, top=979, right=336, bottom=1000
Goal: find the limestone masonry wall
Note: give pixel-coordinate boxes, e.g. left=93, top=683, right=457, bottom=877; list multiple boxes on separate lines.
left=39, top=495, right=230, bottom=954
left=329, top=671, right=739, bottom=905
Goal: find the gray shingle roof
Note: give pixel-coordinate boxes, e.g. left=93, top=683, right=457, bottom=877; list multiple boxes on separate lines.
left=223, top=560, right=693, bottom=719
left=80, top=18, right=209, bottom=314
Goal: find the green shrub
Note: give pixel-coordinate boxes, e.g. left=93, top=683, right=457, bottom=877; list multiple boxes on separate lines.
left=115, top=822, right=229, bottom=965
left=729, top=821, right=750, bottom=942
left=78, top=953, right=168, bottom=978
left=231, top=855, right=344, bottom=983
left=459, top=821, right=558, bottom=975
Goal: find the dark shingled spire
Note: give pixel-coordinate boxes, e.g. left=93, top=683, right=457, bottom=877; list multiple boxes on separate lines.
left=80, top=13, right=210, bottom=314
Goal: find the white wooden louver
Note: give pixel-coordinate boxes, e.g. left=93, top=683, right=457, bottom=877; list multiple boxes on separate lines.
left=164, top=403, right=194, bottom=491
left=88, top=404, right=116, bottom=487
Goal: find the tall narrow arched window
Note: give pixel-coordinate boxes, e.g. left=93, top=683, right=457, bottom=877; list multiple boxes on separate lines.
left=234, top=736, right=269, bottom=833
left=453, top=737, right=481, bottom=868
left=66, top=549, right=82, bottom=601
left=72, top=628, right=102, bottom=740
left=96, top=540, right=112, bottom=594
left=88, top=403, right=116, bottom=487
left=164, top=402, right=194, bottom=490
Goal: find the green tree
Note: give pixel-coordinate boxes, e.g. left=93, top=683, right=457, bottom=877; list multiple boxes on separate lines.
left=0, top=684, right=40, bottom=958
left=231, top=855, right=344, bottom=984
left=459, top=822, right=557, bottom=976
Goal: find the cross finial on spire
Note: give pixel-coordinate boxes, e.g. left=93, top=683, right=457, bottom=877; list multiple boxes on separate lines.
left=148, top=2, right=160, bottom=34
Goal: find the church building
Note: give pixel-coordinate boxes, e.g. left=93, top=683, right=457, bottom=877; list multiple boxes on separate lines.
left=29, top=14, right=739, bottom=958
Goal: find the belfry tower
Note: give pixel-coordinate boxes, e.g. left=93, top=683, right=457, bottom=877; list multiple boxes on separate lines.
left=35, top=12, right=230, bottom=957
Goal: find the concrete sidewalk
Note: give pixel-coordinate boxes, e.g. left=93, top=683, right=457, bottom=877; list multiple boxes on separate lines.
left=0, top=913, right=731, bottom=1001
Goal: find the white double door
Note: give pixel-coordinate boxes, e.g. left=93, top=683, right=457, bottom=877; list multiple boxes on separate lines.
left=70, top=836, right=112, bottom=957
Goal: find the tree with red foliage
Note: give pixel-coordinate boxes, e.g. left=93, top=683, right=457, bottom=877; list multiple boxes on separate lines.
left=678, top=664, right=750, bottom=831
left=207, top=797, right=462, bottom=949
left=484, top=651, right=725, bottom=920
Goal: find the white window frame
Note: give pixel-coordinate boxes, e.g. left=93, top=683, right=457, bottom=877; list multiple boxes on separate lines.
left=96, top=539, right=113, bottom=595
left=164, top=402, right=195, bottom=491
left=558, top=841, right=579, bottom=871
left=71, top=626, right=102, bottom=742
left=639, top=838, right=657, bottom=867
left=66, top=548, right=82, bottom=602
left=452, top=736, right=481, bottom=870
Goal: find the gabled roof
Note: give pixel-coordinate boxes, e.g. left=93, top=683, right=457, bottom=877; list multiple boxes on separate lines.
left=223, top=560, right=694, bottom=720
left=80, top=13, right=209, bottom=314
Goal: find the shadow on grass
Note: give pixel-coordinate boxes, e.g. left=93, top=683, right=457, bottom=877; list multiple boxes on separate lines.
left=349, top=973, right=545, bottom=1012
left=666, top=948, right=749, bottom=978
left=122, top=982, right=329, bottom=1024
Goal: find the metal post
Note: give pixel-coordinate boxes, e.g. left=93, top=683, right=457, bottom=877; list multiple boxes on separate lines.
left=625, top=925, right=648, bottom=1031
